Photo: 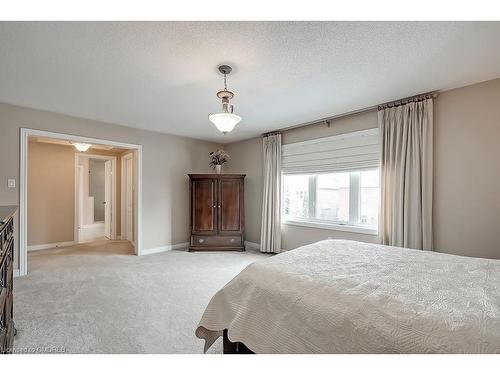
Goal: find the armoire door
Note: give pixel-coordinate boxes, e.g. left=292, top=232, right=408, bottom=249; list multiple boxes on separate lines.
left=218, top=178, right=242, bottom=235
left=192, top=178, right=217, bottom=234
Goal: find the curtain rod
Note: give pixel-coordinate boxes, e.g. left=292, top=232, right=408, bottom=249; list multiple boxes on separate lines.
left=262, top=91, right=439, bottom=137
left=377, top=91, right=438, bottom=110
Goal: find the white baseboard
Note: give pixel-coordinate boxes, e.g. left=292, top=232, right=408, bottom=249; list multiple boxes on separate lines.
left=141, top=242, right=189, bottom=256
left=28, top=241, right=75, bottom=252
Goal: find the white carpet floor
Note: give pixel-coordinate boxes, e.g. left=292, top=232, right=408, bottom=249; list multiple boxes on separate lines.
left=13, top=239, right=269, bottom=353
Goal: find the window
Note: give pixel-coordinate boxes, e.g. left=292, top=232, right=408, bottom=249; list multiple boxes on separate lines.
left=282, top=169, right=379, bottom=233
left=281, top=128, right=380, bottom=233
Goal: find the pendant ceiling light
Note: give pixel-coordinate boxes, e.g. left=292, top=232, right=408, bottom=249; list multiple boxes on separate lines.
left=208, top=65, right=241, bottom=134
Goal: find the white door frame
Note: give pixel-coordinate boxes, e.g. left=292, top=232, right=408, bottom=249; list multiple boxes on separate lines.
left=121, top=152, right=134, bottom=243
left=74, top=153, right=117, bottom=244
left=19, top=128, right=143, bottom=277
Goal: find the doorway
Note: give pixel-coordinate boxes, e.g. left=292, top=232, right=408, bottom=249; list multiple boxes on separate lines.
left=75, top=154, right=117, bottom=243
left=19, top=128, right=143, bottom=277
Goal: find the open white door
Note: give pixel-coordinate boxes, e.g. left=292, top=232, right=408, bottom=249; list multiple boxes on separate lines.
left=104, top=160, right=112, bottom=239
left=76, top=165, right=84, bottom=243
left=125, top=157, right=134, bottom=242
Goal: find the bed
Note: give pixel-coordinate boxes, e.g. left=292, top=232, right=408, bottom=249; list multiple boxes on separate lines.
left=195, top=239, right=500, bottom=354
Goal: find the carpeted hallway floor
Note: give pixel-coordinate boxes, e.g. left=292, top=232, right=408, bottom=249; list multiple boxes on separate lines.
left=13, top=239, right=269, bottom=353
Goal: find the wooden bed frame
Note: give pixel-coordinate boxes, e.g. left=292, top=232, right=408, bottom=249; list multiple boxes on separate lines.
left=222, top=330, right=254, bottom=354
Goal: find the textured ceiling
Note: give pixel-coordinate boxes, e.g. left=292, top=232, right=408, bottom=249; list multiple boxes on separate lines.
left=1, top=22, right=500, bottom=143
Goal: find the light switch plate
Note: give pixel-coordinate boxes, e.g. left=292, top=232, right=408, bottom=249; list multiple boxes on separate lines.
left=7, top=178, right=16, bottom=188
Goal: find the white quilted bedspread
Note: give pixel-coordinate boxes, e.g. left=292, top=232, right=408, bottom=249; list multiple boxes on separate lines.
left=196, top=240, right=500, bottom=353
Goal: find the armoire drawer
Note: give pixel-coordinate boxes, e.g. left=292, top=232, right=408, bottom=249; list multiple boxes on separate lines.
left=191, top=235, right=242, bottom=247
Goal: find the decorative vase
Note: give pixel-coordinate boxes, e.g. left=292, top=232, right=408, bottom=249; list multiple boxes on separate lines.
left=215, top=165, right=222, bottom=174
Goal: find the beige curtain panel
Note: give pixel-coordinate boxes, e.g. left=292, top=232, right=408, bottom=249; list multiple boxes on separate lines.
left=260, top=133, right=282, bottom=253
left=378, top=98, right=433, bottom=250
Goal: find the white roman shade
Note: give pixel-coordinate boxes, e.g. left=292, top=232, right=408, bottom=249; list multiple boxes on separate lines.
left=282, top=128, right=379, bottom=174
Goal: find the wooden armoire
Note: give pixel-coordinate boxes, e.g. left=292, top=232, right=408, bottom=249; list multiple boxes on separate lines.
left=188, top=174, right=245, bottom=251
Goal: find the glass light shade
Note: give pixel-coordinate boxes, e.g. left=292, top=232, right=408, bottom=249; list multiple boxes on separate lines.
left=208, top=113, right=242, bottom=133
left=72, top=142, right=91, bottom=152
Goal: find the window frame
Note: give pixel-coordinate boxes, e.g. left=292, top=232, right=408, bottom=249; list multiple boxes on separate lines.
left=281, top=168, right=379, bottom=235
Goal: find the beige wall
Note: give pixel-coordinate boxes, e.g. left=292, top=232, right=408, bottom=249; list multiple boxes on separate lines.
left=281, top=110, right=378, bottom=145
left=226, top=78, right=500, bottom=258
left=224, top=137, right=264, bottom=244
left=0, top=103, right=219, bottom=270
left=434, top=78, right=500, bottom=259
left=27, top=141, right=126, bottom=246
left=28, top=142, right=75, bottom=245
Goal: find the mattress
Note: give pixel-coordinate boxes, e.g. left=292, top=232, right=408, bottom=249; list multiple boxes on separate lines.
left=195, top=240, right=500, bottom=353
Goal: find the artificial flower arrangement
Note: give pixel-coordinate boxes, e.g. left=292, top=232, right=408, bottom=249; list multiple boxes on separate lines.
left=209, top=149, right=230, bottom=173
